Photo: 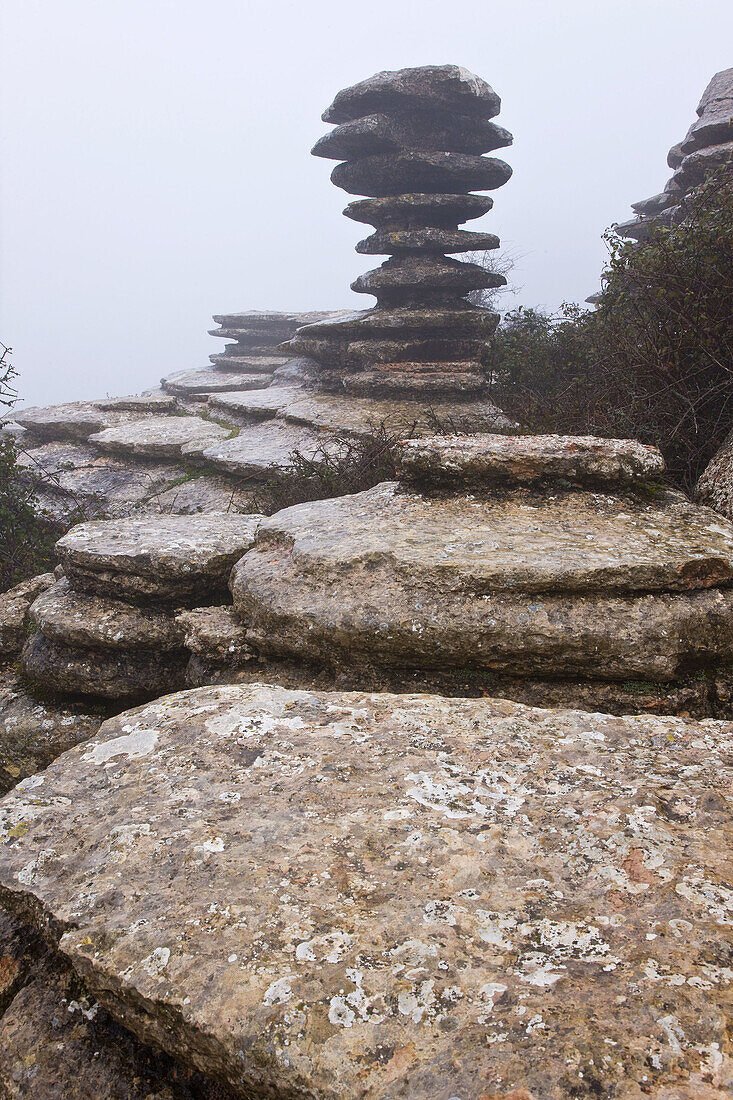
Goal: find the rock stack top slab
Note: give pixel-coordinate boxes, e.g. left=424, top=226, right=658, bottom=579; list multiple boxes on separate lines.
left=396, top=433, right=666, bottom=489
left=0, top=684, right=731, bottom=1098
left=322, top=64, right=502, bottom=123
left=56, top=513, right=262, bottom=602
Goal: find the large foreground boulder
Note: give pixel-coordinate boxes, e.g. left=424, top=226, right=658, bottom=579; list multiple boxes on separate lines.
left=0, top=684, right=731, bottom=1098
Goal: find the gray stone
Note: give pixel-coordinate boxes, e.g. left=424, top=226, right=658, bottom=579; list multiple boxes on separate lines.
left=695, top=429, right=733, bottom=523
left=396, top=433, right=666, bottom=489
left=30, top=579, right=184, bottom=652
left=671, top=140, right=733, bottom=191
left=176, top=606, right=251, bottom=665
left=323, top=64, right=502, bottom=123
left=351, top=255, right=506, bottom=303
left=136, top=476, right=258, bottom=517
left=207, top=387, right=304, bottom=422
left=12, top=403, right=119, bottom=443
left=1, top=684, right=732, bottom=1098
left=208, top=355, right=289, bottom=374
left=331, top=152, right=512, bottom=197
left=0, top=669, right=102, bottom=796
left=356, top=227, right=500, bottom=254
left=0, top=574, right=55, bottom=657
left=344, top=192, right=494, bottom=227
left=97, top=394, right=179, bottom=413
left=233, top=481, right=733, bottom=679
left=14, top=442, right=192, bottom=522
left=630, top=191, right=675, bottom=215
left=280, top=392, right=516, bottom=437
left=161, top=371, right=273, bottom=396
left=89, top=416, right=229, bottom=460
left=21, top=631, right=186, bottom=700
left=56, top=513, right=262, bottom=603
left=200, top=421, right=339, bottom=477
left=312, top=111, right=512, bottom=159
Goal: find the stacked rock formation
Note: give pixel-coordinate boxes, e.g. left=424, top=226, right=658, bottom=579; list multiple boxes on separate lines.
left=21, top=513, right=262, bottom=700
left=232, top=433, right=733, bottom=716
left=616, top=67, right=733, bottom=242
left=161, top=309, right=335, bottom=399
left=288, top=65, right=513, bottom=403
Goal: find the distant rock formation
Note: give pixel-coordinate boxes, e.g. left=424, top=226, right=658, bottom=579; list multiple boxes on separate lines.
left=615, top=67, right=733, bottom=242
left=288, top=66, right=512, bottom=399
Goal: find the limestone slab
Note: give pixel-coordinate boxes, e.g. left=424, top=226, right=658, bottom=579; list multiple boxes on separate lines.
left=136, top=476, right=257, bottom=517
left=207, top=387, right=305, bottom=422
left=30, top=579, right=184, bottom=652
left=89, top=416, right=229, bottom=460
left=0, top=684, right=732, bottom=1097
left=161, top=371, right=273, bottom=396
left=175, top=606, right=251, bottom=664
left=232, top=482, right=733, bottom=677
left=696, top=430, right=733, bottom=523
left=396, top=433, right=666, bottom=489
left=12, top=403, right=119, bottom=443
left=209, top=355, right=289, bottom=373
left=97, top=394, right=179, bottom=413
left=200, top=421, right=340, bottom=476
left=21, top=632, right=187, bottom=700
left=332, top=152, right=512, bottom=198
left=280, top=392, right=516, bottom=437
left=56, top=513, right=262, bottom=602
left=344, top=192, right=494, bottom=228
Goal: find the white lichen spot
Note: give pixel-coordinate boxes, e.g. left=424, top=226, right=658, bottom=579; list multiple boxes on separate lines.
left=328, top=995, right=355, bottom=1028
left=295, top=931, right=353, bottom=964
left=263, top=976, right=294, bottom=1006
left=85, top=726, right=158, bottom=765
left=141, top=947, right=170, bottom=979
left=397, top=980, right=436, bottom=1023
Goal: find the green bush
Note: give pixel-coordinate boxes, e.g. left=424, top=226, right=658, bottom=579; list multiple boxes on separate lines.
left=488, top=172, right=733, bottom=492
left=0, top=346, right=60, bottom=591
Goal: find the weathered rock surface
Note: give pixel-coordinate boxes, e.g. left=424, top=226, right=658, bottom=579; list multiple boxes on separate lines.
left=176, top=606, right=251, bottom=665
left=0, top=669, right=102, bottom=795
left=207, top=387, right=304, bottom=422
left=57, top=513, right=262, bottom=603
left=696, top=429, right=733, bottom=522
left=161, top=370, right=274, bottom=396
left=0, top=574, right=55, bottom=657
left=21, top=632, right=187, bottom=700
left=89, top=416, right=230, bottom=460
left=323, top=64, right=503, bottom=123
left=281, top=392, right=516, bottom=437
left=97, top=394, right=179, bottom=413
left=136, top=475, right=257, bottom=517
left=1, top=684, right=732, bottom=1098
left=233, top=482, right=733, bottom=680
left=12, top=403, right=121, bottom=443
left=30, top=579, right=184, bottom=652
left=14, top=442, right=192, bottom=523
left=396, top=433, right=666, bottom=489
left=200, top=421, right=339, bottom=477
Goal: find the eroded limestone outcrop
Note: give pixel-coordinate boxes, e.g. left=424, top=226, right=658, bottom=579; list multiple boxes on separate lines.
left=20, top=514, right=262, bottom=699
left=232, top=433, right=733, bottom=715
left=0, top=683, right=731, bottom=1098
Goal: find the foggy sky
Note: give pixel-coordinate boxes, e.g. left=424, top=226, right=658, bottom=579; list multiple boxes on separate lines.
left=2, top=0, right=732, bottom=408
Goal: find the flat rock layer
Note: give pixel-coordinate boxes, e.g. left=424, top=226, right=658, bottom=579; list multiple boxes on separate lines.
left=233, top=482, right=733, bottom=678
left=0, top=684, right=732, bottom=1098
left=396, top=433, right=666, bottom=489
left=200, top=421, right=338, bottom=477
left=89, top=416, right=229, bottom=459
left=11, top=403, right=119, bottom=443
left=30, top=579, right=184, bottom=651
left=21, top=632, right=187, bottom=700
left=161, top=370, right=273, bottom=395
left=56, top=513, right=262, bottom=602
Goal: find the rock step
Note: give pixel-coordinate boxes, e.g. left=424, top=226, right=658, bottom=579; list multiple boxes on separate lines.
left=56, top=513, right=262, bottom=604
left=207, top=387, right=304, bottom=422
left=12, top=403, right=125, bottom=443
left=21, top=630, right=187, bottom=700
left=340, top=367, right=488, bottom=397
left=30, top=578, right=185, bottom=652
left=0, top=683, right=730, bottom=1098
left=290, top=334, right=489, bottom=369
left=331, top=151, right=513, bottom=197
left=97, top=394, right=179, bottom=413
left=200, top=420, right=342, bottom=477
left=396, top=433, right=667, bottom=489
left=344, top=191, right=494, bottom=227
left=89, top=415, right=230, bottom=460
left=291, top=305, right=499, bottom=340
left=0, top=574, right=55, bottom=658
left=312, top=110, right=512, bottom=159
left=161, top=370, right=274, bottom=396
left=351, top=255, right=507, bottom=303
left=209, top=354, right=289, bottom=373
left=280, top=391, right=515, bottom=437
left=356, top=227, right=500, bottom=254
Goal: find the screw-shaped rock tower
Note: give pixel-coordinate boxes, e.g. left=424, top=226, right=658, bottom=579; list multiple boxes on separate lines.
left=288, top=65, right=513, bottom=397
